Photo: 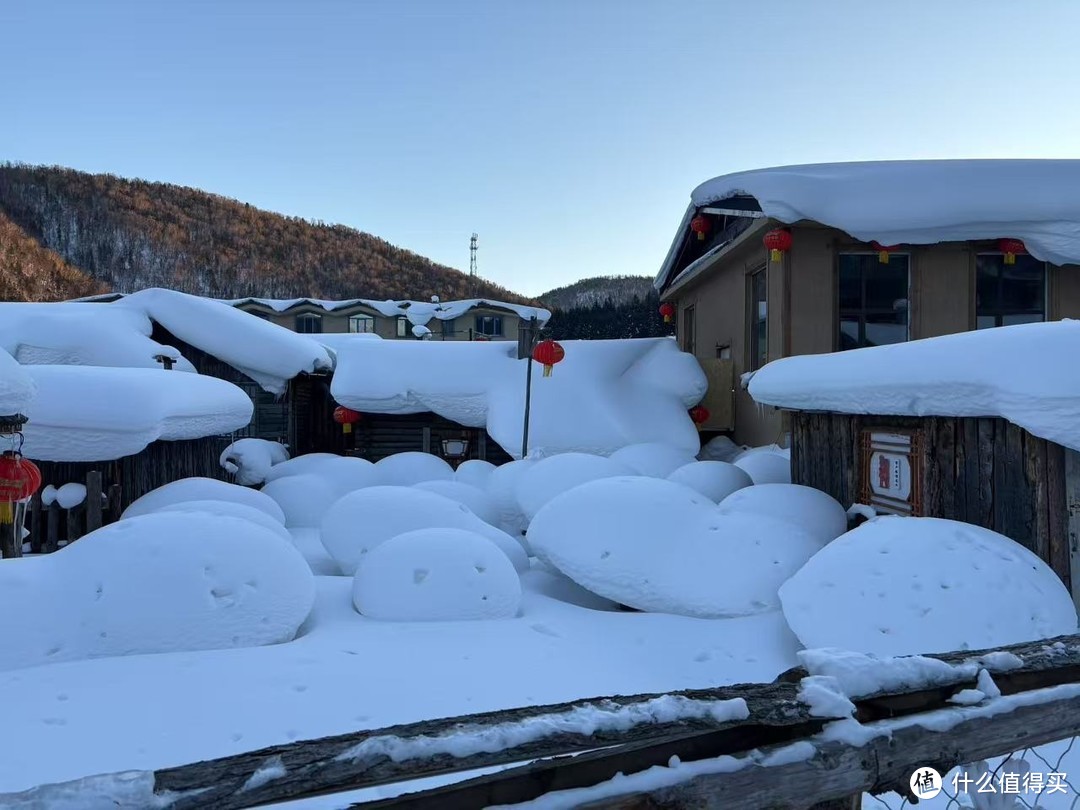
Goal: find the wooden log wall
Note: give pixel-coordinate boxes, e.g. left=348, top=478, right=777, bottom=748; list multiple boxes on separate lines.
left=791, top=412, right=1072, bottom=589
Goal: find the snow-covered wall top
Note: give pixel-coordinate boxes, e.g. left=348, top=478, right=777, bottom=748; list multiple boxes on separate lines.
left=222, top=296, right=552, bottom=325
left=331, top=338, right=707, bottom=458
left=656, top=159, right=1080, bottom=290
left=0, top=348, right=34, bottom=416
left=748, top=320, right=1080, bottom=452
left=20, top=365, right=253, bottom=462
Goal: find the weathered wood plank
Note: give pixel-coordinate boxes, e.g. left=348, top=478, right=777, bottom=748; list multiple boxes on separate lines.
left=28, top=493, right=43, bottom=554
left=85, top=471, right=103, bottom=534
left=961, top=418, right=980, bottom=526
left=65, top=504, right=83, bottom=544
left=923, top=417, right=942, bottom=517
left=45, top=502, right=60, bottom=553
left=1047, top=443, right=1070, bottom=590
left=984, top=418, right=1001, bottom=531
left=1026, top=432, right=1050, bottom=564
left=937, top=417, right=956, bottom=519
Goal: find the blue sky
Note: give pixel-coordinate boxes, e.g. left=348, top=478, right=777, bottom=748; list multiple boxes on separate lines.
left=3, top=1, right=1079, bottom=296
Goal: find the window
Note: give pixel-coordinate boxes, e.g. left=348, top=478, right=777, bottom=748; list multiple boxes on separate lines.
left=441, top=319, right=456, bottom=338
left=348, top=314, right=375, bottom=333
left=837, top=254, right=909, bottom=350
left=748, top=266, right=768, bottom=370
left=475, top=315, right=503, bottom=337
left=294, top=313, right=323, bottom=334
left=976, top=254, right=1046, bottom=329
left=682, top=306, right=696, bottom=354
left=396, top=317, right=409, bottom=338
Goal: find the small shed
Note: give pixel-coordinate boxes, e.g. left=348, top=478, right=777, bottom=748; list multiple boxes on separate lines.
left=747, top=321, right=1080, bottom=601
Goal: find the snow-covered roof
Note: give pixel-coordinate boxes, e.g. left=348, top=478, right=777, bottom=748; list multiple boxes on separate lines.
left=0, top=348, right=35, bottom=416
left=747, top=320, right=1080, bottom=451
left=222, top=296, right=552, bottom=325
left=656, top=159, right=1080, bottom=290
left=3, top=289, right=333, bottom=395
left=20, top=365, right=253, bottom=462
left=331, top=337, right=707, bottom=458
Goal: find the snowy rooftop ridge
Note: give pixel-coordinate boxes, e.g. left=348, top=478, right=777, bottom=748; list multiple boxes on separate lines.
left=656, top=159, right=1080, bottom=290
left=748, top=320, right=1080, bottom=452
left=220, top=296, right=551, bottom=325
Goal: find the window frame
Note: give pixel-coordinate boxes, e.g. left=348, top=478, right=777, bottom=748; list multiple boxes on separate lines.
left=836, top=251, right=911, bottom=351
left=474, top=315, right=504, bottom=337
left=441, top=318, right=456, bottom=338
left=681, top=305, right=696, bottom=355
left=294, top=312, right=323, bottom=334
left=348, top=314, right=375, bottom=334
left=396, top=317, right=409, bottom=338
left=974, top=252, right=1047, bottom=329
left=747, top=265, right=768, bottom=371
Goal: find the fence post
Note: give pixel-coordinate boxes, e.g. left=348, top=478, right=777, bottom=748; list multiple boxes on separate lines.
left=29, top=494, right=43, bottom=554
left=45, top=503, right=60, bottom=553
left=85, top=471, right=103, bottom=534
left=422, top=426, right=432, bottom=454
left=106, top=484, right=122, bottom=524
left=66, top=505, right=82, bottom=545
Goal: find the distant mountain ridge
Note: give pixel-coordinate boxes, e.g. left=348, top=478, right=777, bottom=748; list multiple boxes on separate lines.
left=538, top=275, right=656, bottom=310
left=0, top=163, right=536, bottom=304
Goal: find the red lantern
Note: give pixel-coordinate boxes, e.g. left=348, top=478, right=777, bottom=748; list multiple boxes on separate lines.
left=689, top=405, right=710, bottom=428
left=871, top=241, right=900, bottom=264
left=763, top=228, right=793, bottom=262
left=333, top=406, right=362, bottom=434
left=998, top=238, right=1026, bottom=265
left=659, top=302, right=675, bottom=323
left=532, top=339, right=565, bottom=377
left=690, top=214, right=711, bottom=242
left=0, top=453, right=40, bottom=524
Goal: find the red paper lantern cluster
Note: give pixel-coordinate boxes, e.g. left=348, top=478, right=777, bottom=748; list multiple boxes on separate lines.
left=532, top=339, right=565, bottom=377
left=998, top=238, right=1026, bottom=265
left=689, top=405, right=710, bottom=427
left=763, top=228, right=792, bottom=262
left=658, top=302, right=675, bottom=324
left=0, top=452, right=41, bottom=523
left=333, top=406, right=362, bottom=434
left=690, top=214, right=711, bottom=242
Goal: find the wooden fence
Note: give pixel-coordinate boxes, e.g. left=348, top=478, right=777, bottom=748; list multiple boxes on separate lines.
left=6, top=633, right=1080, bottom=809
left=20, top=470, right=119, bottom=555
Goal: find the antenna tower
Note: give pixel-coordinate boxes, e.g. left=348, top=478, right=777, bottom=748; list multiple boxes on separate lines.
left=470, top=233, right=478, bottom=277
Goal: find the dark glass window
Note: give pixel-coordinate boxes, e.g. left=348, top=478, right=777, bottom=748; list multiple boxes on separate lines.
left=348, top=314, right=374, bottom=333
left=837, top=254, right=909, bottom=350
left=475, top=315, right=503, bottom=336
left=682, top=306, right=696, bottom=354
left=748, top=267, right=768, bottom=370
left=441, top=319, right=455, bottom=338
left=976, top=254, right=1045, bottom=329
left=396, top=317, right=409, bottom=337
left=295, top=313, right=322, bottom=334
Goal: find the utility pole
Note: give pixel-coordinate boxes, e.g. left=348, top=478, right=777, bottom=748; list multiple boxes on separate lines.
left=470, top=233, right=478, bottom=278
left=519, top=316, right=540, bottom=459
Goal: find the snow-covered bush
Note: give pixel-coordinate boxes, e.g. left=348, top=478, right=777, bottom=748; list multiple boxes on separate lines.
left=514, top=453, right=633, bottom=522
left=414, top=480, right=500, bottom=526
left=352, top=528, right=521, bottom=621
left=374, top=452, right=454, bottom=486
left=779, top=517, right=1079, bottom=656
left=608, top=443, right=697, bottom=478
left=56, top=483, right=87, bottom=509
left=320, top=487, right=528, bottom=576
left=260, top=474, right=343, bottom=529
left=697, top=436, right=743, bottom=463
left=733, top=451, right=791, bottom=484
left=314, top=456, right=381, bottom=495
left=718, top=484, right=847, bottom=545
left=0, top=513, right=315, bottom=671
left=667, top=461, right=752, bottom=503
left=262, top=453, right=341, bottom=483
left=154, top=500, right=293, bottom=541
left=454, top=459, right=496, bottom=490
left=220, top=438, right=290, bottom=486
left=122, top=477, right=286, bottom=524
left=486, top=459, right=535, bottom=537
left=527, top=477, right=821, bottom=618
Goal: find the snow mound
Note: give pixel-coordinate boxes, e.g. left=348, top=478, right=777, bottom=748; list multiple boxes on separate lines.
left=374, top=452, right=454, bottom=486
left=40, top=485, right=57, bottom=507
left=697, top=436, right=743, bottom=463
left=321, top=487, right=528, bottom=576
left=718, top=484, right=847, bottom=546
left=220, top=439, right=290, bottom=486
left=515, top=453, right=634, bottom=522
left=260, top=474, right=342, bottom=529
left=454, top=459, right=497, bottom=490
left=486, top=459, right=535, bottom=537
left=310, top=456, right=381, bottom=495
left=0, top=512, right=315, bottom=672
left=122, top=478, right=286, bottom=525
left=779, top=516, right=1079, bottom=656
left=609, top=443, right=697, bottom=478
left=527, top=477, right=822, bottom=618
left=352, top=528, right=522, bottom=621
left=414, top=480, right=500, bottom=526
left=734, top=452, right=791, bottom=484
left=667, top=461, right=752, bottom=503
left=749, top=321, right=1080, bottom=453
left=0, top=347, right=34, bottom=415
left=154, top=500, right=293, bottom=541
left=56, top=483, right=87, bottom=510
left=262, top=453, right=341, bottom=483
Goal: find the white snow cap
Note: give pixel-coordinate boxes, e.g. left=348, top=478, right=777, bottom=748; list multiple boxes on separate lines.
left=332, top=338, right=707, bottom=459
left=223, top=296, right=551, bottom=325
left=667, top=461, right=752, bottom=503
left=749, top=321, right=1080, bottom=452
left=220, top=438, right=290, bottom=486
left=718, top=484, right=848, bottom=546
left=19, top=366, right=253, bottom=462
left=0, top=348, right=35, bottom=416
left=122, top=477, right=287, bottom=524
left=658, top=159, right=1080, bottom=289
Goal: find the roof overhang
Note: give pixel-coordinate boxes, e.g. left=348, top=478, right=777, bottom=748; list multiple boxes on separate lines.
left=661, top=217, right=774, bottom=300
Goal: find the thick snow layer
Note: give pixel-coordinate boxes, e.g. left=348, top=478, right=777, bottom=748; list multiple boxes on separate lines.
left=19, top=366, right=253, bottom=462
left=656, top=160, right=1080, bottom=290
left=718, top=484, right=848, bottom=546
left=697, top=436, right=744, bottom=463
left=0, top=513, right=315, bottom=672
left=262, top=453, right=342, bottom=483
left=321, top=487, right=528, bottom=576
left=798, top=647, right=981, bottom=699
left=261, top=474, right=345, bottom=530
left=414, top=481, right=500, bottom=526
left=122, top=478, right=287, bottom=525
left=667, top=461, right=753, bottom=503
left=0, top=575, right=800, bottom=796
left=487, top=459, right=535, bottom=537
left=116, top=289, right=333, bottom=395
left=40, top=485, right=57, bottom=507
left=55, top=483, right=87, bottom=510
left=374, top=452, right=455, bottom=486
left=220, top=439, right=290, bottom=486
left=222, top=296, right=552, bottom=325
left=733, top=451, right=791, bottom=484
left=289, top=528, right=342, bottom=576
left=353, top=528, right=522, bottom=621
left=515, top=453, right=634, bottom=521
left=0, top=347, right=34, bottom=415
left=528, top=477, right=822, bottom=618
left=608, top=443, right=698, bottom=478
left=779, top=516, right=1079, bottom=656
left=154, top=501, right=293, bottom=542
left=332, top=338, right=707, bottom=459
left=749, top=321, right=1080, bottom=452
left=454, top=459, right=496, bottom=490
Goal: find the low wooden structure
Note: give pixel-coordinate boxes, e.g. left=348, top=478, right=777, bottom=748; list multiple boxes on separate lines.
left=790, top=411, right=1079, bottom=594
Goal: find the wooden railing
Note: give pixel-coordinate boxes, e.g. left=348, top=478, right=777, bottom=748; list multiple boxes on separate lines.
left=21, top=471, right=121, bottom=556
